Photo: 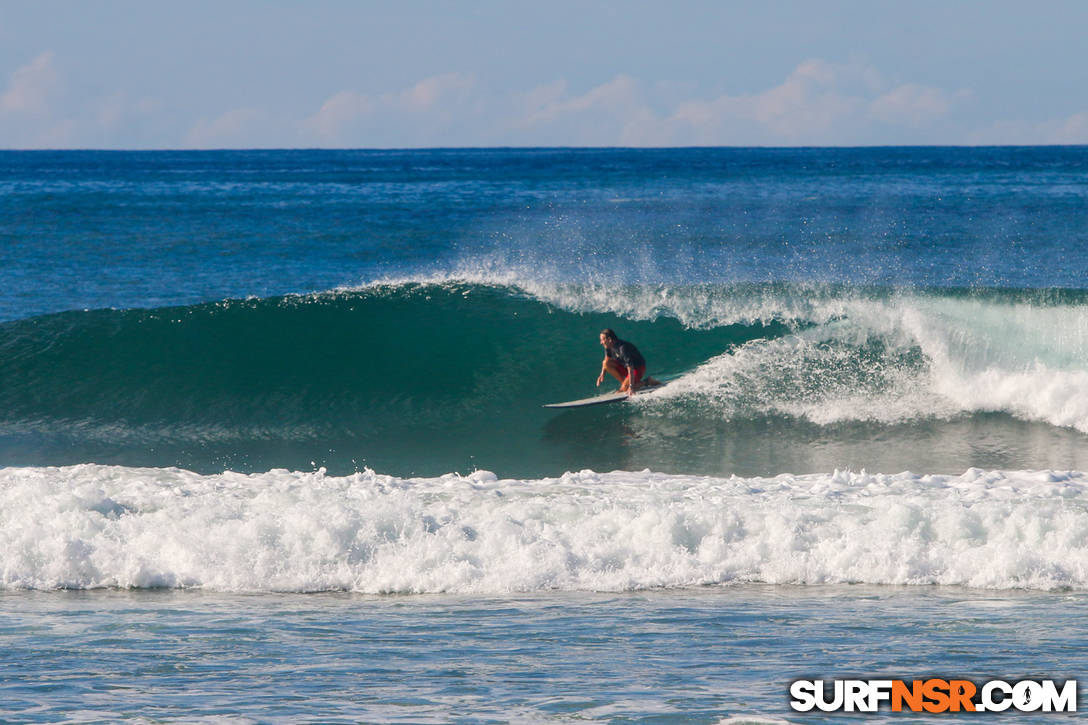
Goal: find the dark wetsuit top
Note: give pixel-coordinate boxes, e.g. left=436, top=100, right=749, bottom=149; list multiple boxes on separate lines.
left=606, top=339, right=646, bottom=370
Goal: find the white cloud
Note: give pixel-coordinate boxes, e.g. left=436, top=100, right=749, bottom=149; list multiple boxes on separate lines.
left=302, top=73, right=477, bottom=144
left=668, top=60, right=866, bottom=142
left=511, top=75, right=670, bottom=146
left=970, top=111, right=1088, bottom=146
left=403, top=72, right=475, bottom=111
left=1048, top=111, right=1088, bottom=144
left=502, top=59, right=966, bottom=147
left=8, top=52, right=1086, bottom=148
left=520, top=74, right=643, bottom=125
left=744, top=58, right=865, bottom=131
left=0, top=51, right=78, bottom=147
left=657, top=59, right=965, bottom=145
left=517, top=79, right=567, bottom=120
left=304, top=91, right=374, bottom=142
left=0, top=52, right=59, bottom=115
left=869, top=84, right=964, bottom=127
left=184, top=108, right=268, bottom=148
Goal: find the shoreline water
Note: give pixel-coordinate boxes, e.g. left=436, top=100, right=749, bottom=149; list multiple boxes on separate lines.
left=3, top=584, right=1084, bottom=723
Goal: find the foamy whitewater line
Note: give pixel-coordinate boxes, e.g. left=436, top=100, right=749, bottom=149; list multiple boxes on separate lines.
left=3, top=464, right=1088, bottom=593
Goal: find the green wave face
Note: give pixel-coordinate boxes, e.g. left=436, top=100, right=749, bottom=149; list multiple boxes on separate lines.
left=5, top=281, right=1088, bottom=477
left=0, top=282, right=781, bottom=475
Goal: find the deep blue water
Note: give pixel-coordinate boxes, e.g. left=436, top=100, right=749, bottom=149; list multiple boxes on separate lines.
left=4, top=147, right=1088, bottom=323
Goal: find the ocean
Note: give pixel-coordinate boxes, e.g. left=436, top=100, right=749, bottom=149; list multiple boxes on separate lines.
left=2, top=147, right=1088, bottom=722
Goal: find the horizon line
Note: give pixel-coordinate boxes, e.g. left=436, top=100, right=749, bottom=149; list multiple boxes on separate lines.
left=3, top=144, right=1088, bottom=153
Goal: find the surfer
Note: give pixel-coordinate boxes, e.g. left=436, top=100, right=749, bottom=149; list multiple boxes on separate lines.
left=596, top=328, right=659, bottom=395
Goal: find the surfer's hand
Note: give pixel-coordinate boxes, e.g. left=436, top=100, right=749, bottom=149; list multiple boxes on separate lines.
left=596, top=372, right=604, bottom=386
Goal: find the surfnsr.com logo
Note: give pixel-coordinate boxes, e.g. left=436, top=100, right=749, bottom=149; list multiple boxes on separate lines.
left=790, top=679, right=1077, bottom=713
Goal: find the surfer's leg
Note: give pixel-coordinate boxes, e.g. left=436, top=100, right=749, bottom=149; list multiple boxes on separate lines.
left=602, top=358, right=628, bottom=390
left=603, top=358, right=626, bottom=382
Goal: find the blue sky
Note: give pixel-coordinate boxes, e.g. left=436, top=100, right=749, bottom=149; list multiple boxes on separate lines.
left=2, top=0, right=1087, bottom=148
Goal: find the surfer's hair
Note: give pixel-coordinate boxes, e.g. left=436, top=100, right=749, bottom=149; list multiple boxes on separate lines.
left=600, top=328, right=617, bottom=341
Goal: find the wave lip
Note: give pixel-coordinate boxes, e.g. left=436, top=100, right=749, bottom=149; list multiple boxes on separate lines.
left=4, top=464, right=1088, bottom=594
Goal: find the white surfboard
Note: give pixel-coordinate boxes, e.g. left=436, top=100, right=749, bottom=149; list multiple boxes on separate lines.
left=543, top=381, right=667, bottom=409
left=543, top=391, right=630, bottom=408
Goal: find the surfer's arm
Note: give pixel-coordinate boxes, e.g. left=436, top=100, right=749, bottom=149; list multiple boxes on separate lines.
left=596, top=356, right=608, bottom=386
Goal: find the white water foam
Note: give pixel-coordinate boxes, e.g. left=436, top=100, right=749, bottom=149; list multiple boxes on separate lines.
left=4, top=464, right=1088, bottom=593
